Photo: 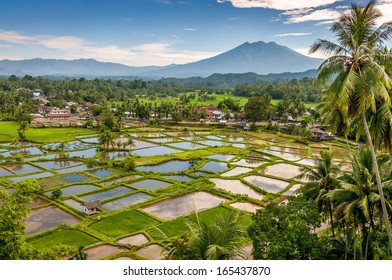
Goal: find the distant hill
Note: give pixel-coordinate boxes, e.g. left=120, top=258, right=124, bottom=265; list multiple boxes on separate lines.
left=0, top=41, right=323, bottom=78
left=162, top=70, right=318, bottom=87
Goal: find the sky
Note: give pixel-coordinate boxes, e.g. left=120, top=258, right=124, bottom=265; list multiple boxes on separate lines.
left=0, top=0, right=391, bottom=66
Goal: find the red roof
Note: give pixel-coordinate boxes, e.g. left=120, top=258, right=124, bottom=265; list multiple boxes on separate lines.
left=47, top=113, right=74, bottom=118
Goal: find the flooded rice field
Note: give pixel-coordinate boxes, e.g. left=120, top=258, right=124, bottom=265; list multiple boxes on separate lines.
left=0, top=127, right=347, bottom=258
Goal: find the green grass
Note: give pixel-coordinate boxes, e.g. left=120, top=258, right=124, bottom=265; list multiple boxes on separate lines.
left=90, top=210, right=160, bottom=237
left=196, top=206, right=253, bottom=227
left=26, top=127, right=94, bottom=142
left=0, top=121, right=19, bottom=141
left=28, top=229, right=98, bottom=250
left=147, top=217, right=189, bottom=240
left=0, top=121, right=94, bottom=143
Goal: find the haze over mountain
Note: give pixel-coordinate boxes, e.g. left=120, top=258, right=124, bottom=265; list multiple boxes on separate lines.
left=0, top=41, right=323, bottom=79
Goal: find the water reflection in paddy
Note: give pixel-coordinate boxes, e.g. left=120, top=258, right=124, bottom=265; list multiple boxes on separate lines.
left=132, top=140, right=158, bottom=150
left=46, top=184, right=99, bottom=197
left=58, top=173, right=93, bottom=184
left=88, top=168, right=113, bottom=178
left=132, top=146, right=180, bottom=157
left=262, top=163, right=303, bottom=179
left=261, top=149, right=302, bottom=161
left=210, top=178, right=264, bottom=200
left=79, top=137, right=100, bottom=144
left=33, top=160, right=82, bottom=170
left=137, top=160, right=198, bottom=173
left=64, top=199, right=84, bottom=212
left=199, top=140, right=227, bottom=147
left=199, top=161, right=229, bottom=173
left=80, top=186, right=135, bottom=202
left=244, top=175, right=289, bottom=193
left=2, top=147, right=44, bottom=157
left=142, top=191, right=228, bottom=220
left=230, top=202, right=261, bottom=214
left=232, top=158, right=263, bottom=168
left=101, top=193, right=154, bottom=211
left=167, top=142, right=205, bottom=150
left=0, top=167, right=13, bottom=176
left=56, top=164, right=89, bottom=174
left=3, top=164, right=42, bottom=174
left=205, top=135, right=223, bottom=141
left=221, top=167, right=253, bottom=177
left=162, top=175, right=194, bottom=182
left=100, top=175, right=142, bottom=186
left=130, top=179, right=171, bottom=191
left=68, top=148, right=98, bottom=158
left=282, top=184, right=302, bottom=196
left=189, top=171, right=211, bottom=177
left=206, top=154, right=236, bottom=161
left=8, top=172, right=54, bottom=183
left=100, top=151, right=129, bottom=162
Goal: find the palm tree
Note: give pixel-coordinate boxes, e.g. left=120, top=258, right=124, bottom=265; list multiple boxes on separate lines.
left=328, top=148, right=392, bottom=258
left=317, top=99, right=353, bottom=156
left=309, top=0, right=392, bottom=251
left=298, top=150, right=341, bottom=237
left=98, top=129, right=115, bottom=150
left=165, top=210, right=248, bottom=260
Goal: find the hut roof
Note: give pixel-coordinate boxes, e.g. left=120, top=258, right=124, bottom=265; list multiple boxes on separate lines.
left=84, top=200, right=101, bottom=209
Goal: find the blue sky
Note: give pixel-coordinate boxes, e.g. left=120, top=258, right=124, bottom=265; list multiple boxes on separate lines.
left=0, top=0, right=391, bottom=66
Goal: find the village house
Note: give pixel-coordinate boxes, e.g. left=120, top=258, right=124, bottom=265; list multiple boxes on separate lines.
left=309, top=128, right=334, bottom=141
left=37, top=105, right=73, bottom=118
left=82, top=200, right=101, bottom=215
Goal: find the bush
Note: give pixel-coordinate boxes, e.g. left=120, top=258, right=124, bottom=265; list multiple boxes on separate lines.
left=51, top=188, right=62, bottom=199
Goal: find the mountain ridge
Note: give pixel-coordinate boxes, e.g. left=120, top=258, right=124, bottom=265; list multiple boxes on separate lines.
left=0, top=41, right=323, bottom=78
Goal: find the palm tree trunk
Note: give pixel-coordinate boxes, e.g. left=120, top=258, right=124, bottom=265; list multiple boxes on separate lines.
left=344, top=135, right=353, bottom=157
left=361, top=113, right=392, bottom=253
left=328, top=201, right=335, bottom=237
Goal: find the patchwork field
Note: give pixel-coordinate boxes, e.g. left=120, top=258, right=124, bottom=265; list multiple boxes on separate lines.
left=0, top=124, right=350, bottom=259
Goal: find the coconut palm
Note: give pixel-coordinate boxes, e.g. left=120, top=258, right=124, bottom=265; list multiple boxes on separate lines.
left=298, top=150, right=341, bottom=237
left=317, top=100, right=353, bottom=156
left=98, top=129, right=115, bottom=150
left=164, top=210, right=248, bottom=260
left=309, top=0, right=392, bottom=250
left=328, top=148, right=392, bottom=258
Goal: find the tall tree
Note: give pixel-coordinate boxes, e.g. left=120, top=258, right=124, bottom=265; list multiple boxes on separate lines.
left=310, top=0, right=392, bottom=251
left=0, top=180, right=74, bottom=259
left=244, top=94, right=272, bottom=122
left=328, top=148, right=392, bottom=259
left=298, top=150, right=341, bottom=237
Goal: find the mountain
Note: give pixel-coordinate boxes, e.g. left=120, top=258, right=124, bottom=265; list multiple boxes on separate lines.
left=0, top=41, right=323, bottom=78
left=0, top=58, right=164, bottom=77
left=148, top=41, right=323, bottom=78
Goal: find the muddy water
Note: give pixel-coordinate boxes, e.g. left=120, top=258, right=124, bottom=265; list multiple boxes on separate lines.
left=142, top=191, right=227, bottom=220
left=210, top=178, right=264, bottom=200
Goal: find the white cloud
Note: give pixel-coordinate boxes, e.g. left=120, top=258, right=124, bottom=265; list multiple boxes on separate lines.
left=274, top=32, right=312, bottom=37
left=294, top=48, right=329, bottom=59
left=376, top=2, right=392, bottom=25
left=0, top=30, right=35, bottom=44
left=285, top=9, right=341, bottom=24
left=216, top=0, right=342, bottom=10
left=183, top=28, right=196, bottom=31
left=37, top=36, right=87, bottom=52
left=0, top=29, right=218, bottom=66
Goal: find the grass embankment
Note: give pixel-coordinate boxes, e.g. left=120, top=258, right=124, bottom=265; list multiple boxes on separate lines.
left=0, top=121, right=94, bottom=143
left=28, top=229, right=98, bottom=250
